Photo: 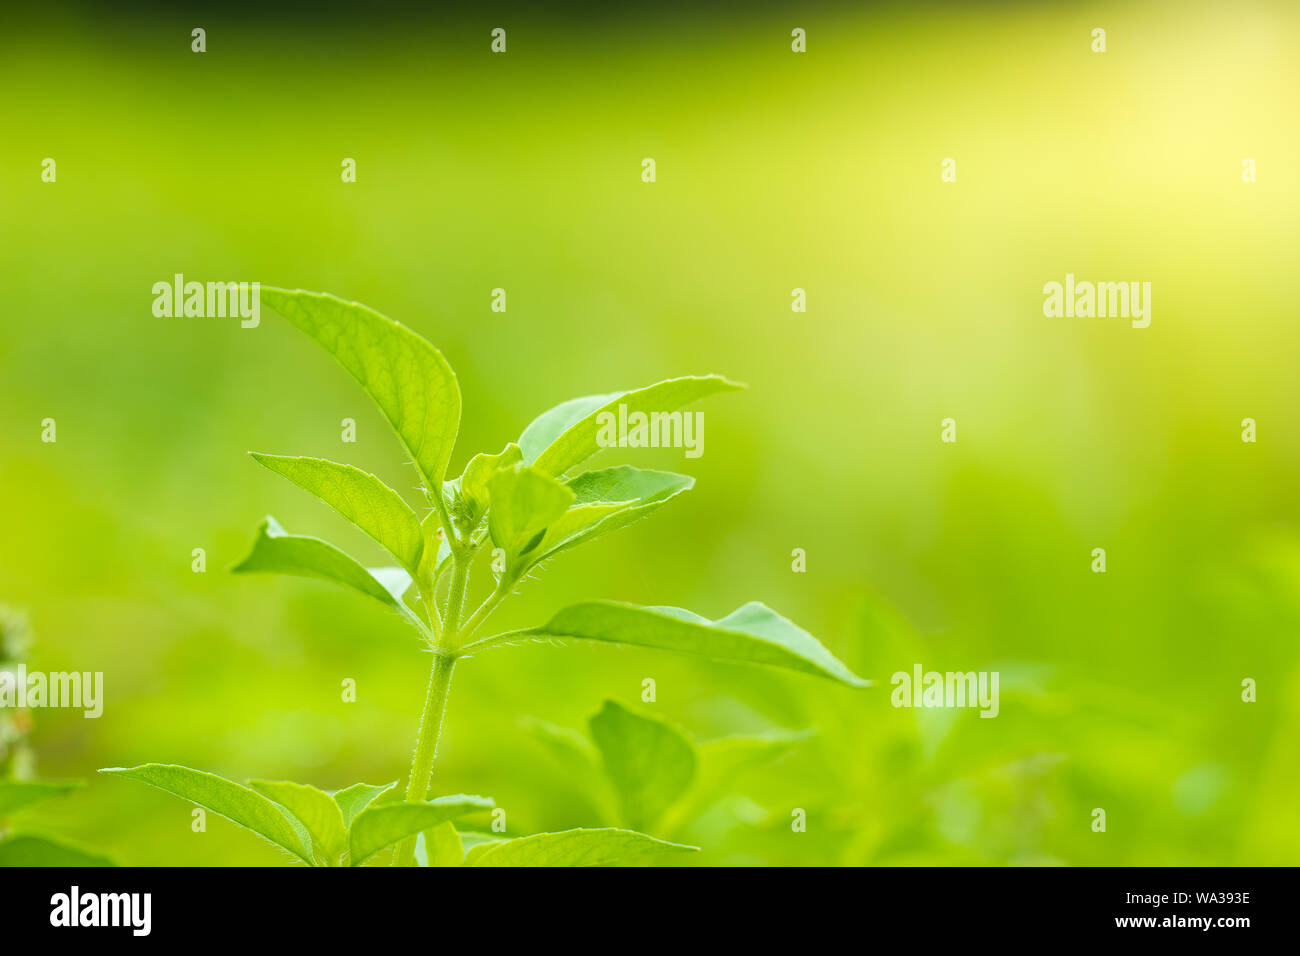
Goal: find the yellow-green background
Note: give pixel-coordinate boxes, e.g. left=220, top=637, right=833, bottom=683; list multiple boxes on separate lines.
left=2, top=0, right=1298, bottom=865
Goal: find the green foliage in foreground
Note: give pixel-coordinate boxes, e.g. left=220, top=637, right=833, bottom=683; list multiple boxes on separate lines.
left=102, top=763, right=487, bottom=866
left=98, top=764, right=692, bottom=867
left=0, top=778, right=116, bottom=867
left=104, top=289, right=866, bottom=865
left=526, top=700, right=811, bottom=836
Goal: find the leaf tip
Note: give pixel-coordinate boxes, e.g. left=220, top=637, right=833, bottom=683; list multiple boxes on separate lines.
left=230, top=518, right=276, bottom=574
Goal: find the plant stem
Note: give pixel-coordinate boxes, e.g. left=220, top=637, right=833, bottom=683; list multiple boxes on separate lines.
left=393, top=548, right=472, bottom=866
left=459, top=580, right=510, bottom=642
left=405, top=652, right=456, bottom=802
left=393, top=650, right=456, bottom=866
left=441, top=552, right=471, bottom=640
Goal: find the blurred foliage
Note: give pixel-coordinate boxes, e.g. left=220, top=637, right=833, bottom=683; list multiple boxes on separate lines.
left=1, top=606, right=34, bottom=779
left=1, top=0, right=1298, bottom=864
left=0, top=608, right=115, bottom=864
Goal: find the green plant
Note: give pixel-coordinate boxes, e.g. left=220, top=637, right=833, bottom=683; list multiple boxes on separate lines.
left=103, top=289, right=867, bottom=866
left=525, top=699, right=811, bottom=838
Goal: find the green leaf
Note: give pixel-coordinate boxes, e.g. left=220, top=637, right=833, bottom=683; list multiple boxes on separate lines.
left=537, top=467, right=694, bottom=560
left=499, top=601, right=869, bottom=687
left=100, top=764, right=313, bottom=864
left=260, top=288, right=461, bottom=494
left=349, top=795, right=494, bottom=866
left=249, top=779, right=348, bottom=863
left=568, top=466, right=693, bottom=508
left=331, top=781, right=399, bottom=829
left=454, top=442, right=524, bottom=531
left=518, top=393, right=615, bottom=463
left=465, top=827, right=697, bottom=866
left=0, top=835, right=115, bottom=867
left=421, top=821, right=464, bottom=867
left=531, top=502, right=634, bottom=559
left=249, top=454, right=424, bottom=574
left=521, top=376, right=743, bottom=477
left=232, top=516, right=427, bottom=636
left=487, top=465, right=574, bottom=558
left=0, top=779, right=81, bottom=815
left=588, top=701, right=696, bottom=831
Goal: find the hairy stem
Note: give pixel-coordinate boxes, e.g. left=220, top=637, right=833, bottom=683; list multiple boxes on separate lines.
left=393, top=651, right=456, bottom=866
left=459, top=628, right=524, bottom=656
left=441, top=552, right=471, bottom=640
left=393, top=548, right=472, bottom=866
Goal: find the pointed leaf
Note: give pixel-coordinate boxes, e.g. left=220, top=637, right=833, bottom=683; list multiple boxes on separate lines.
left=100, top=764, right=313, bottom=863
left=0, top=779, right=81, bottom=816
left=232, top=516, right=427, bottom=636
left=260, top=288, right=461, bottom=493
left=503, top=601, right=869, bottom=686
left=588, top=701, right=696, bottom=831
left=538, top=467, right=694, bottom=560
left=250, top=779, right=348, bottom=863
left=532, top=502, right=634, bottom=557
left=249, top=453, right=423, bottom=574
left=524, top=376, right=743, bottom=477
left=519, top=393, right=617, bottom=463
left=568, top=466, right=693, bottom=509
left=349, top=795, right=494, bottom=866
left=465, top=827, right=697, bottom=866
left=331, top=781, right=400, bottom=829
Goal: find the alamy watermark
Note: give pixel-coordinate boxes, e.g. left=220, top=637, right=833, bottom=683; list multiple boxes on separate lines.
left=152, top=274, right=260, bottom=328
left=1043, top=273, right=1151, bottom=328
left=0, top=664, right=103, bottom=718
left=50, top=886, right=150, bottom=936
left=891, top=664, right=999, bottom=718
left=595, top=404, right=704, bottom=458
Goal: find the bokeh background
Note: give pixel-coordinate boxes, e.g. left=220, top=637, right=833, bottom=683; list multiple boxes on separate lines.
left=2, top=0, right=1298, bottom=865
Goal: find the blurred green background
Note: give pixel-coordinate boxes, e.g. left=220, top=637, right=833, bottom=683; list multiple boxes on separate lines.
left=2, top=0, right=1298, bottom=865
